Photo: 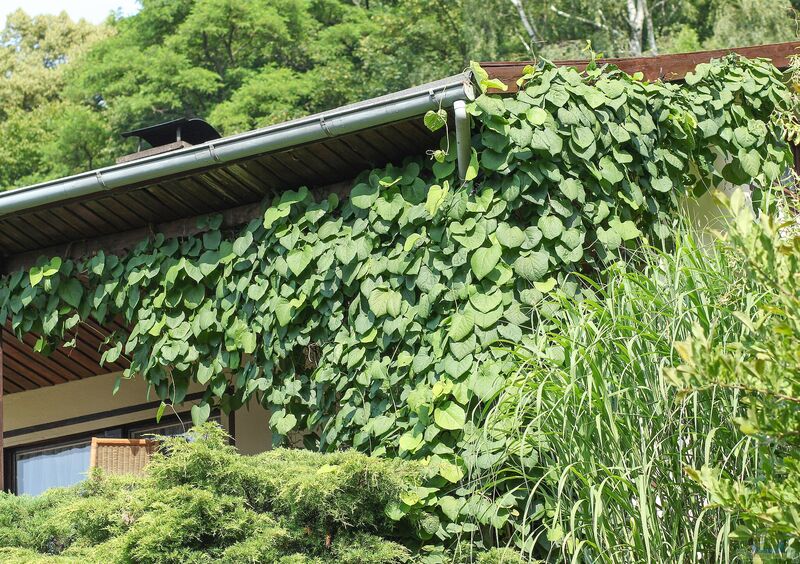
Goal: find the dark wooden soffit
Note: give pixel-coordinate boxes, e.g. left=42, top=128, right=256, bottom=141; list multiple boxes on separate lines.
left=1, top=319, right=130, bottom=395
left=2, top=179, right=353, bottom=274
left=484, top=40, right=800, bottom=93
left=0, top=117, right=441, bottom=261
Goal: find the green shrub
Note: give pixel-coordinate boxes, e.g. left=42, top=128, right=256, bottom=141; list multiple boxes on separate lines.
left=121, top=487, right=256, bottom=563
left=246, top=448, right=421, bottom=532
left=0, top=425, right=504, bottom=563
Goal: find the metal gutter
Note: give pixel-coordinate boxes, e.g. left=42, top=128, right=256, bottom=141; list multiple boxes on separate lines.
left=0, top=73, right=474, bottom=218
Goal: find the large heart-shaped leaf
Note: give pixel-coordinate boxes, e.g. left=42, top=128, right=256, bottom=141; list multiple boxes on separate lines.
left=286, top=245, right=313, bottom=276
left=191, top=402, right=211, bottom=426
left=351, top=182, right=379, bottom=209
left=434, top=401, right=466, bottom=430
left=470, top=244, right=502, bottom=281
left=449, top=311, right=475, bottom=341
left=514, top=251, right=549, bottom=282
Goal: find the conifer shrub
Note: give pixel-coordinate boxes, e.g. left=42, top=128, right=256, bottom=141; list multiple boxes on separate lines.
left=0, top=424, right=510, bottom=563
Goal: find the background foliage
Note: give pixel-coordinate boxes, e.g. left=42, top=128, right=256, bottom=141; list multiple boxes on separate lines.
left=667, top=191, right=800, bottom=557
left=0, top=0, right=797, bottom=189
left=0, top=55, right=791, bottom=546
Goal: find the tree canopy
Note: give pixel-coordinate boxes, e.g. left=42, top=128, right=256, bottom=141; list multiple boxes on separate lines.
left=0, top=0, right=796, bottom=190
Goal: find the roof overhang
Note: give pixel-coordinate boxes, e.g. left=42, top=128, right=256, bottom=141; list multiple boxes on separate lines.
left=0, top=41, right=798, bottom=271
left=0, top=74, right=472, bottom=267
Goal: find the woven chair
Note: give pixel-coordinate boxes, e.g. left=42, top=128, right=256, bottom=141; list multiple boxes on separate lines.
left=89, top=438, right=158, bottom=476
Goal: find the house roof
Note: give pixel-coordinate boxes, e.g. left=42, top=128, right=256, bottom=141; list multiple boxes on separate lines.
left=0, top=73, right=471, bottom=270
left=1, top=41, right=798, bottom=272
left=484, top=40, right=800, bottom=91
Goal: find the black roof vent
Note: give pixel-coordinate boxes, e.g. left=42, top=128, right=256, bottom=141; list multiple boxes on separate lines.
left=117, top=118, right=221, bottom=163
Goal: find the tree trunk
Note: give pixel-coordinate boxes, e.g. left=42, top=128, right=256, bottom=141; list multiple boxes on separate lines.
left=644, top=0, right=658, bottom=55
left=626, top=0, right=646, bottom=56
left=509, top=0, right=540, bottom=45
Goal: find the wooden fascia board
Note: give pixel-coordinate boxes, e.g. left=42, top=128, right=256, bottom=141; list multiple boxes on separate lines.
left=482, top=40, right=800, bottom=93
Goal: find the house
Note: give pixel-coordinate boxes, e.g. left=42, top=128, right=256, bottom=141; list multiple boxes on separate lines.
left=0, top=42, right=797, bottom=496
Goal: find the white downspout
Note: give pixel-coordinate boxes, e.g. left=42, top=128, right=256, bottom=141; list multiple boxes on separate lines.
left=453, top=100, right=472, bottom=181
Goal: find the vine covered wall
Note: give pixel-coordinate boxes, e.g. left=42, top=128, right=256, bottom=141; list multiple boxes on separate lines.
left=0, top=55, right=792, bottom=535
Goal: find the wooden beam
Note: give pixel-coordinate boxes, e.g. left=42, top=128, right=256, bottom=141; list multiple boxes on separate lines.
left=483, top=40, right=800, bottom=92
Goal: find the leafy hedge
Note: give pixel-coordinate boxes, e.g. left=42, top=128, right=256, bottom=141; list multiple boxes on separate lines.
left=0, top=424, right=522, bottom=563
left=0, top=56, right=792, bottom=535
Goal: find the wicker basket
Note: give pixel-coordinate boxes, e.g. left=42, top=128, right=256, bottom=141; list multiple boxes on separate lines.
left=89, top=438, right=158, bottom=476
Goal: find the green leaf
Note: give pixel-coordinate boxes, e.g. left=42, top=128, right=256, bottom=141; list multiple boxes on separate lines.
left=399, top=431, right=424, bottom=453
left=480, top=77, right=508, bottom=91
left=514, top=252, right=549, bottom=282
left=29, top=266, right=43, bottom=287
left=43, top=256, right=62, bottom=277
left=650, top=177, right=672, bottom=193
left=599, top=156, right=624, bottom=184
left=439, top=496, right=464, bottom=521
left=481, top=148, right=508, bottom=171
left=538, top=215, right=563, bottom=239
left=425, top=182, right=450, bottom=216
left=496, top=223, right=526, bottom=248
left=197, top=361, right=214, bottom=384
left=470, top=244, right=502, bottom=281
left=371, top=415, right=394, bottom=436
left=58, top=279, right=83, bottom=308
left=272, top=411, right=297, bottom=435
left=449, top=311, right=475, bottom=341
left=385, top=501, right=405, bottom=521
left=572, top=126, right=594, bottom=149
left=434, top=401, right=466, bottom=430
left=156, top=402, right=167, bottom=423
left=697, top=119, right=719, bottom=138
left=526, top=107, right=548, bottom=126
left=274, top=297, right=295, bottom=326
left=453, top=222, right=487, bottom=250
left=597, top=226, right=622, bottom=250
left=424, top=109, right=448, bottom=132
left=191, top=402, right=211, bottom=426
left=439, top=460, right=465, bottom=483
left=286, top=245, right=313, bottom=276
left=263, top=206, right=291, bottom=229
left=610, top=219, right=641, bottom=241
left=470, top=61, right=490, bottom=90
left=434, top=158, right=456, bottom=179
left=739, top=149, right=760, bottom=178
left=368, top=288, right=402, bottom=318
left=351, top=182, right=379, bottom=209
left=465, top=148, right=479, bottom=181
left=533, top=277, right=557, bottom=292
left=470, top=289, right=503, bottom=313
left=233, top=231, right=253, bottom=255
left=559, top=178, right=584, bottom=201
left=202, top=230, right=221, bottom=250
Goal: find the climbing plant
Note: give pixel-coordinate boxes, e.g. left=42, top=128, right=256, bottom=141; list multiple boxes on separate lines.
left=0, top=55, right=792, bottom=536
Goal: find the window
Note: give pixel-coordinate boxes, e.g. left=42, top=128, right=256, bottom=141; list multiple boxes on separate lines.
left=16, top=439, right=92, bottom=496
left=9, top=413, right=222, bottom=495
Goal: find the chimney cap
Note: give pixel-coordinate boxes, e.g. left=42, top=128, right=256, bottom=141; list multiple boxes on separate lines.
left=122, top=117, right=221, bottom=148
